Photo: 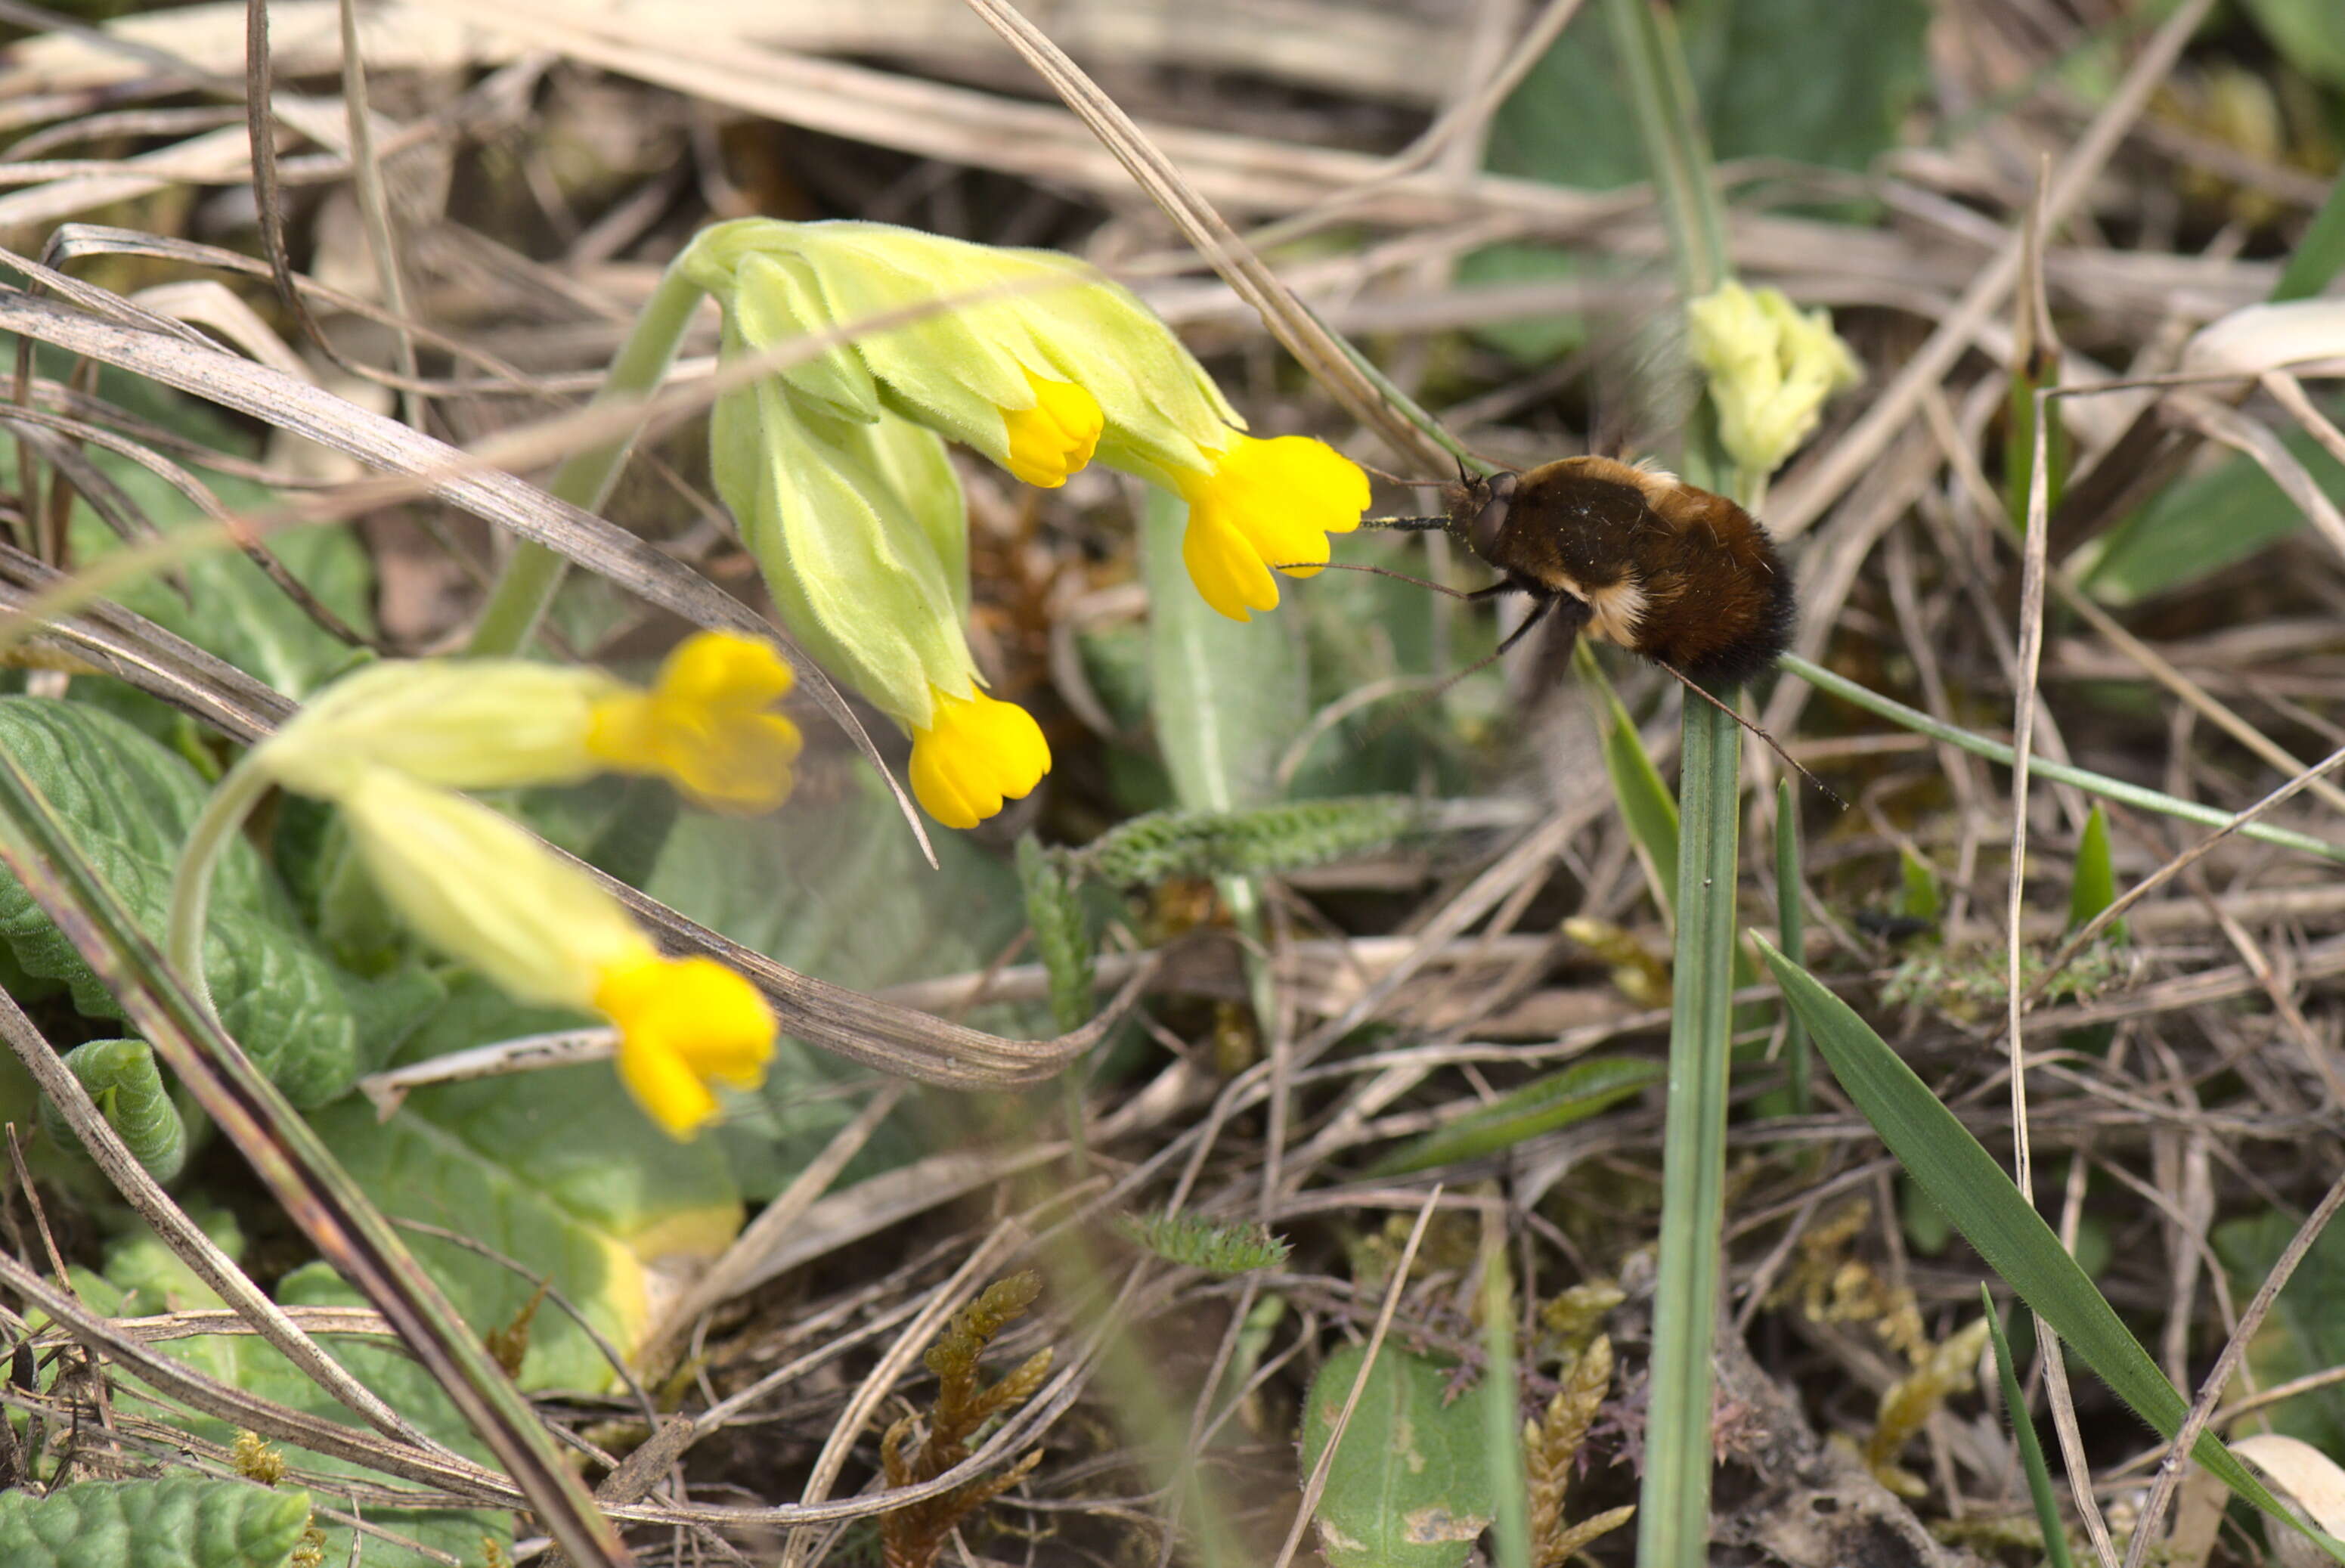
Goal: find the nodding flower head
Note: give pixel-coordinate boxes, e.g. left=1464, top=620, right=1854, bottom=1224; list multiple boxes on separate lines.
left=677, top=217, right=1371, bottom=625
left=1173, top=433, right=1370, bottom=621
left=330, top=766, right=775, bottom=1139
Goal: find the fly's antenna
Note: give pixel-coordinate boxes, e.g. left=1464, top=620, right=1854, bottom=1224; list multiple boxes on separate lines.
left=1651, top=658, right=1848, bottom=810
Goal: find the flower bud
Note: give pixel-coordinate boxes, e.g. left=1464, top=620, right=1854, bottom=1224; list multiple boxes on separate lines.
left=1687, top=281, right=1862, bottom=479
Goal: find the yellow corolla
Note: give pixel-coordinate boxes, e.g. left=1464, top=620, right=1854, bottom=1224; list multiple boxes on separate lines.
left=596, top=952, right=778, bottom=1138
left=1175, top=434, right=1371, bottom=621
left=907, top=686, right=1051, bottom=830
left=584, top=632, right=804, bottom=813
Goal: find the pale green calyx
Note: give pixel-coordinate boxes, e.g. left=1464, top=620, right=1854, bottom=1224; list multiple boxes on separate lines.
left=255, top=658, right=624, bottom=801
left=709, top=328, right=977, bottom=730
left=674, top=217, right=1246, bottom=490
left=1687, top=281, right=1863, bottom=479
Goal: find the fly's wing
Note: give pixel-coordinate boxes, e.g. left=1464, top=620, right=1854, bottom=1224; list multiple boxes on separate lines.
left=1587, top=308, right=1702, bottom=466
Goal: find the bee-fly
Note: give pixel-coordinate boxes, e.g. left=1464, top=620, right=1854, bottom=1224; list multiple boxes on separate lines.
left=1344, top=455, right=1832, bottom=799
left=1384, top=456, right=1793, bottom=683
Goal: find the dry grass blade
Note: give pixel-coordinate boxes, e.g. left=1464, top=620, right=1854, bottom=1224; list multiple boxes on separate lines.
left=961, top=0, right=1446, bottom=471
left=1770, top=0, right=2219, bottom=538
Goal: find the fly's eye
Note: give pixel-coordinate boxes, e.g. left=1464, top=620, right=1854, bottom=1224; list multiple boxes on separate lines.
left=1469, top=471, right=1519, bottom=561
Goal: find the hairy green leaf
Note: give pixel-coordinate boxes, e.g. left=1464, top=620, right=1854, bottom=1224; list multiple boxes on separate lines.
left=60, top=452, right=372, bottom=702
left=641, top=782, right=1005, bottom=1199
left=68, top=1216, right=507, bottom=1568
left=1301, top=1345, right=1495, bottom=1568
left=0, top=1477, right=311, bottom=1568
left=39, top=1037, right=186, bottom=1182
left=314, top=976, right=744, bottom=1392
left=0, top=699, right=361, bottom=1105
left=1070, top=795, right=1422, bottom=888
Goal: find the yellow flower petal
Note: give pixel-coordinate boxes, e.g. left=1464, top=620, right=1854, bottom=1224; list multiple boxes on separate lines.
left=1000, top=371, right=1104, bottom=488
left=1175, top=434, right=1369, bottom=621
left=585, top=632, right=805, bottom=814
left=907, top=686, right=1050, bottom=829
left=595, top=953, right=778, bottom=1139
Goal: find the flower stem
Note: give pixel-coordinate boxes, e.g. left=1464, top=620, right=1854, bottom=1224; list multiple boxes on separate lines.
left=165, top=755, right=275, bottom=1026
left=466, top=264, right=710, bottom=657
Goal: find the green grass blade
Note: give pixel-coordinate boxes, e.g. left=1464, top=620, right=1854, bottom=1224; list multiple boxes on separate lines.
left=1600, top=0, right=1727, bottom=298
left=1639, top=690, right=1742, bottom=1568
left=1482, top=1232, right=1531, bottom=1568
left=2272, top=174, right=2345, bottom=303
left=2067, top=802, right=2124, bottom=940
left=1773, top=779, right=1809, bottom=1116
left=1368, top=1058, right=1666, bottom=1176
left=1780, top=653, right=2345, bottom=864
left=1983, top=1284, right=2079, bottom=1568
left=1750, top=931, right=2345, bottom=1560
left=1575, top=640, right=1680, bottom=910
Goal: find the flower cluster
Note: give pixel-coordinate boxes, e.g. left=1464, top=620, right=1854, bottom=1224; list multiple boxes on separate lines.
left=252, top=632, right=797, bottom=1137
left=675, top=218, right=1371, bottom=825
left=1686, top=281, right=1863, bottom=482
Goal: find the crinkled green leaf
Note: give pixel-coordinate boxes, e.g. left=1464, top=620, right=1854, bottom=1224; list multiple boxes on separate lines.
left=313, top=975, right=744, bottom=1392
left=1300, top=1344, right=1495, bottom=1568
left=69, top=1216, right=508, bottom=1568
left=0, top=698, right=361, bottom=1106
left=1369, top=1057, right=1665, bottom=1176
left=60, top=454, right=372, bottom=703
left=39, top=1037, right=186, bottom=1182
left=0, top=1477, right=311, bottom=1568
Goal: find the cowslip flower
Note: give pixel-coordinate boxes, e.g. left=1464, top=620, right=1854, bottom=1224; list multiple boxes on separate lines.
left=676, top=217, right=1369, bottom=625
left=1686, top=281, right=1863, bottom=481
left=327, top=767, right=773, bottom=1138
left=260, top=631, right=803, bottom=814
left=709, top=311, right=1049, bottom=829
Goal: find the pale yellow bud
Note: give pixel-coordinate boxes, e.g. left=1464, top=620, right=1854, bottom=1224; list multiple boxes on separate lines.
left=1687, top=282, right=1863, bottom=479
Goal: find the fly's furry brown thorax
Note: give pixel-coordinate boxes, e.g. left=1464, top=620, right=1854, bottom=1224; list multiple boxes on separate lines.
left=1446, top=456, right=1795, bottom=687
